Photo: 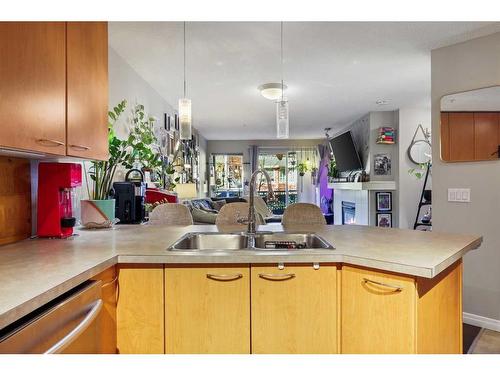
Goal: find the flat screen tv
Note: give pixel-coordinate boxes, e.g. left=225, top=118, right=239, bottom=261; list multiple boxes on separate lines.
left=329, top=131, right=363, bottom=172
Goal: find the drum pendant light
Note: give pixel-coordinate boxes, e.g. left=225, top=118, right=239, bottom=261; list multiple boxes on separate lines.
left=179, top=22, right=192, bottom=140
left=276, top=22, right=289, bottom=139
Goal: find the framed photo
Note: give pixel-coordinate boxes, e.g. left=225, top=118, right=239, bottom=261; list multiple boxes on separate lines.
left=374, top=153, right=391, bottom=175
left=376, top=192, right=392, bottom=211
left=376, top=213, right=392, bottom=228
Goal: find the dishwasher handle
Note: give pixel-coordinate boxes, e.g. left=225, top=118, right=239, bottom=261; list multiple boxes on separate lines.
left=44, top=299, right=103, bottom=354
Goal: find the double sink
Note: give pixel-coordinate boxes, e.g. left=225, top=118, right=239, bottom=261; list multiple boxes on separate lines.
left=168, top=232, right=334, bottom=252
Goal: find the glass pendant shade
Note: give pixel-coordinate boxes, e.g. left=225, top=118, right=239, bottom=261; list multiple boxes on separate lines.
left=276, top=99, right=289, bottom=139
left=178, top=98, right=192, bottom=140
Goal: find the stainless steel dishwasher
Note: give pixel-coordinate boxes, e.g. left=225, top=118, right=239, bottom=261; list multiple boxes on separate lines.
left=0, top=280, right=103, bottom=354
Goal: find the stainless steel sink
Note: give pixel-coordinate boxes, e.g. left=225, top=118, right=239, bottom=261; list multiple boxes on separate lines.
left=167, top=232, right=334, bottom=251
left=168, top=233, right=249, bottom=251
left=252, top=233, right=334, bottom=250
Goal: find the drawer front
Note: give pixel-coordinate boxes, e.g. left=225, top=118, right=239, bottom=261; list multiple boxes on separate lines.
left=165, top=265, right=250, bottom=354
left=341, top=266, right=416, bottom=354
left=251, top=264, right=338, bottom=354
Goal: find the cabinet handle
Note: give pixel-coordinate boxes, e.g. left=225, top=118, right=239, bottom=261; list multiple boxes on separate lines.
left=101, top=275, right=118, bottom=288
left=70, top=144, right=91, bottom=151
left=258, top=273, right=296, bottom=281
left=45, top=299, right=103, bottom=354
left=36, top=138, right=65, bottom=147
left=363, top=278, right=403, bottom=292
left=206, top=273, right=243, bottom=281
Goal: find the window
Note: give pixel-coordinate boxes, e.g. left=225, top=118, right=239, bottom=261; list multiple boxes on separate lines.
left=210, top=154, right=244, bottom=198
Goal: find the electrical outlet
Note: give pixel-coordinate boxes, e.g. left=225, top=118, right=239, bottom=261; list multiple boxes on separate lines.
left=447, top=188, right=470, bottom=202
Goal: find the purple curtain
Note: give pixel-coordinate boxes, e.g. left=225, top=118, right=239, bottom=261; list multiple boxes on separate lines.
left=316, top=144, right=333, bottom=214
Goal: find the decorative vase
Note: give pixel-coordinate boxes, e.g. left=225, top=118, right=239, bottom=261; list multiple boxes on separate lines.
left=80, top=199, right=117, bottom=229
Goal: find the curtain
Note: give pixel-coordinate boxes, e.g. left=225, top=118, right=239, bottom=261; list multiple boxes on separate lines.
left=316, top=144, right=329, bottom=185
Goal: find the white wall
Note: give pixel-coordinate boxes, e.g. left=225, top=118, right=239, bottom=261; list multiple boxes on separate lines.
left=109, top=47, right=208, bottom=194
left=431, top=32, right=500, bottom=321
left=398, top=106, right=432, bottom=229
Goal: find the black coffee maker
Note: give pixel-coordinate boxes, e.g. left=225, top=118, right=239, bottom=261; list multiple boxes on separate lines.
left=113, top=169, right=146, bottom=224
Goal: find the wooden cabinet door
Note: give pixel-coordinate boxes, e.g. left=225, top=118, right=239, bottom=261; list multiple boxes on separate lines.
left=165, top=265, right=250, bottom=354
left=440, top=112, right=450, bottom=161
left=341, top=266, right=416, bottom=354
left=116, top=264, right=164, bottom=354
left=91, top=266, right=117, bottom=354
left=251, top=264, right=337, bottom=354
left=474, top=112, right=499, bottom=160
left=0, top=22, right=66, bottom=155
left=66, top=22, right=108, bottom=160
left=449, top=113, right=474, bottom=161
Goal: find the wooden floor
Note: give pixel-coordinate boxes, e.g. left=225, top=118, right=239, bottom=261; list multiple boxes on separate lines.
left=468, top=328, right=500, bottom=354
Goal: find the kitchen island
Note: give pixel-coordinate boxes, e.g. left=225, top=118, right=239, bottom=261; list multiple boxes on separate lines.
left=0, top=224, right=482, bottom=354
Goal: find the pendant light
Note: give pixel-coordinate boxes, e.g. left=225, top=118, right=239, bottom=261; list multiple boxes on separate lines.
left=276, top=21, right=289, bottom=139
left=179, top=22, right=192, bottom=140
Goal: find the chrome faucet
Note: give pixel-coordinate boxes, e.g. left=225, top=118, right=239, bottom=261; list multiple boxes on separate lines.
left=246, top=168, right=275, bottom=235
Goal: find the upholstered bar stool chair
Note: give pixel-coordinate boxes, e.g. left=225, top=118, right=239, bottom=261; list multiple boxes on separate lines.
left=215, top=202, right=265, bottom=226
left=282, top=203, right=326, bottom=226
left=148, top=203, right=194, bottom=225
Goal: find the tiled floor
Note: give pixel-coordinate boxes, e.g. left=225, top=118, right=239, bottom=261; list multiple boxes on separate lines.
left=469, top=328, right=500, bottom=354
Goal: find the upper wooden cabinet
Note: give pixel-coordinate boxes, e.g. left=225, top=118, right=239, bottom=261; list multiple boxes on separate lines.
left=0, top=22, right=108, bottom=160
left=441, top=112, right=500, bottom=162
left=0, top=22, right=66, bottom=155
left=67, top=22, right=109, bottom=160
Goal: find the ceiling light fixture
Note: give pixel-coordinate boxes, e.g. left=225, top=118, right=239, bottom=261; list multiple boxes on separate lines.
left=276, top=22, right=289, bottom=139
left=258, top=82, right=288, bottom=100
left=376, top=99, right=389, bottom=106
left=179, top=22, right=192, bottom=140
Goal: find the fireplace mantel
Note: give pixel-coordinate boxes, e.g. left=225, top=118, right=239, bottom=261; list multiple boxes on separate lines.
left=328, top=181, right=396, bottom=191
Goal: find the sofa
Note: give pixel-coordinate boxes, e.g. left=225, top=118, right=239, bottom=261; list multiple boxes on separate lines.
left=183, top=196, right=282, bottom=225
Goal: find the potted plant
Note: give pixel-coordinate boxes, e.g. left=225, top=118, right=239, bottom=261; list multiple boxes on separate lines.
left=82, top=100, right=131, bottom=228
left=298, top=161, right=309, bottom=176
left=327, top=159, right=338, bottom=182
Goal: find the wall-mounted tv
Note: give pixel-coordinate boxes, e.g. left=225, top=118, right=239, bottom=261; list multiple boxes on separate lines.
left=329, top=131, right=363, bottom=172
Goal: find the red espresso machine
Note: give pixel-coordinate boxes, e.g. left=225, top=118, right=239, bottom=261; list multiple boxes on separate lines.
left=37, top=163, right=82, bottom=238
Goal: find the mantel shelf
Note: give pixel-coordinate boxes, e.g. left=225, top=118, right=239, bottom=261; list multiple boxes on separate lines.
left=327, top=181, right=397, bottom=191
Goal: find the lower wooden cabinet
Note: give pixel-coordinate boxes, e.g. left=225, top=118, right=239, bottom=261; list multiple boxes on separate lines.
left=111, top=261, right=461, bottom=354
left=165, top=265, right=250, bottom=353
left=91, top=266, right=118, bottom=354
left=341, top=261, right=462, bottom=354
left=341, top=265, right=416, bottom=354
left=116, top=264, right=164, bottom=354
left=251, top=264, right=338, bottom=354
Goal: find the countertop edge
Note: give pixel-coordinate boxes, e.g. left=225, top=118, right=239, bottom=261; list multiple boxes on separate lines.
left=0, top=256, right=117, bottom=331
left=0, top=234, right=483, bottom=331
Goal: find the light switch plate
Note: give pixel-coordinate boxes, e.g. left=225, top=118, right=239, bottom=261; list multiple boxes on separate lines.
left=448, top=188, right=470, bottom=202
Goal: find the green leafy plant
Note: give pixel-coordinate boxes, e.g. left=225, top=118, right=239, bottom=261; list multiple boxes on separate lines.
left=327, top=159, right=338, bottom=179
left=408, top=162, right=430, bottom=180
left=298, top=161, right=309, bottom=176
left=123, top=104, right=163, bottom=174
left=85, top=100, right=131, bottom=200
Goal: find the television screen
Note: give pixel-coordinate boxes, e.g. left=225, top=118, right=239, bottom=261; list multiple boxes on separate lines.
left=329, top=131, right=363, bottom=172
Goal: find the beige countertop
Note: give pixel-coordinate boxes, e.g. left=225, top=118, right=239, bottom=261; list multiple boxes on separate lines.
left=0, top=223, right=482, bottom=330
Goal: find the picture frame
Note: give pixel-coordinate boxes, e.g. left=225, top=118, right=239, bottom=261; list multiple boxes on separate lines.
left=374, top=153, right=392, bottom=175
left=375, top=192, right=392, bottom=211
left=376, top=213, right=392, bottom=228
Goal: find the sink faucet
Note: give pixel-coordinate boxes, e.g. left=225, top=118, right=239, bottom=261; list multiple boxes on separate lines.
left=246, top=168, right=275, bottom=235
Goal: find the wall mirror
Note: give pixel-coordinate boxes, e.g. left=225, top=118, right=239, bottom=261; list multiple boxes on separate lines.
left=408, top=124, right=431, bottom=165
left=440, top=86, right=500, bottom=162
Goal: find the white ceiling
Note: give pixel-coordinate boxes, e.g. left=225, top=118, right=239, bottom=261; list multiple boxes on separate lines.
left=109, top=22, right=500, bottom=140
